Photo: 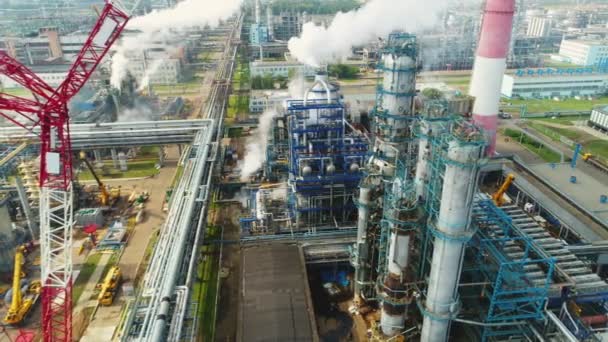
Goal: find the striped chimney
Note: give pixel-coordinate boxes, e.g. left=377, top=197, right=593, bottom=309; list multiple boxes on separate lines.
left=469, top=0, right=516, bottom=156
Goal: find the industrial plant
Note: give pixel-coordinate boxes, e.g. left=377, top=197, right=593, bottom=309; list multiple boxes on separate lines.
left=0, top=0, right=607, bottom=341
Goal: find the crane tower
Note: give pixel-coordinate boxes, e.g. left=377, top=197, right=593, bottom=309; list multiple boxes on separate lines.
left=0, top=1, right=140, bottom=340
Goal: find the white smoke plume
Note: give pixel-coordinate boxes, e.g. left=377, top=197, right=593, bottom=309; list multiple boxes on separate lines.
left=137, top=59, right=164, bottom=92
left=111, top=0, right=242, bottom=89
left=288, top=0, right=448, bottom=67
left=239, top=109, right=278, bottom=181
left=117, top=104, right=155, bottom=122
left=288, top=72, right=306, bottom=99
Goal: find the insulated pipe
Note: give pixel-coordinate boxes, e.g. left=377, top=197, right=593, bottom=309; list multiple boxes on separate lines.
left=354, top=185, right=371, bottom=301
left=420, top=141, right=483, bottom=342
left=414, top=120, right=432, bottom=200
left=469, top=0, right=515, bottom=156
left=149, top=132, right=210, bottom=341
left=254, top=0, right=261, bottom=24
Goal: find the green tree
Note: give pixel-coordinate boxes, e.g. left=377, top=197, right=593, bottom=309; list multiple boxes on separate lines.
left=422, top=88, right=444, bottom=100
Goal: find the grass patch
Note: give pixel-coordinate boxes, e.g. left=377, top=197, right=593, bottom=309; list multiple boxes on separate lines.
left=77, top=159, right=159, bottom=181
left=528, top=122, right=582, bottom=141
left=502, top=128, right=562, bottom=163
left=194, top=224, right=221, bottom=341
left=585, top=140, right=608, bottom=162
left=227, top=95, right=249, bottom=118
left=505, top=96, right=608, bottom=114
left=73, top=253, right=102, bottom=304
left=227, top=127, right=243, bottom=138
left=0, top=87, right=33, bottom=98
left=528, top=116, right=587, bottom=126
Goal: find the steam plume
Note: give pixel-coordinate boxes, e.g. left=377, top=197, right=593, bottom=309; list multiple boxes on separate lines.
left=111, top=0, right=242, bottom=89
left=240, top=109, right=278, bottom=181
left=288, top=0, right=447, bottom=67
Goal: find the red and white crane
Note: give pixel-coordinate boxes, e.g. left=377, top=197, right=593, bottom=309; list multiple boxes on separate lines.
left=0, top=1, right=140, bottom=340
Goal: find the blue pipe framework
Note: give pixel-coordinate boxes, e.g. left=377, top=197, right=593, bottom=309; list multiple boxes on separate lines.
left=286, top=98, right=368, bottom=230
left=470, top=199, right=555, bottom=341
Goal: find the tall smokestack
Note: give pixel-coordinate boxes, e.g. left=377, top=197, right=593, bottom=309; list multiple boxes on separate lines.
left=255, top=0, right=261, bottom=24
left=469, top=0, right=515, bottom=156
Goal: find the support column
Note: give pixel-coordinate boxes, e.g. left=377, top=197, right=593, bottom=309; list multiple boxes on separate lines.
left=158, top=146, right=166, bottom=167
left=118, top=152, right=128, bottom=171
left=111, top=149, right=119, bottom=169
left=421, top=141, right=483, bottom=342
left=93, top=149, right=102, bottom=164
left=354, top=185, right=371, bottom=303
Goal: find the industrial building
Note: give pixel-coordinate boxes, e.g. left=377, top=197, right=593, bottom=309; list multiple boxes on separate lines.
left=0, top=28, right=88, bottom=66
left=557, top=39, right=608, bottom=66
left=248, top=89, right=290, bottom=113
left=249, top=58, right=316, bottom=78
left=590, top=105, right=608, bottom=132
left=233, top=1, right=608, bottom=341
left=501, top=68, right=608, bottom=99
left=0, top=64, right=71, bottom=88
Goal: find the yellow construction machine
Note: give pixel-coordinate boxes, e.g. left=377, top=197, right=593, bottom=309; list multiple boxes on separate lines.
left=79, top=151, right=120, bottom=206
left=97, top=266, right=122, bottom=306
left=492, top=174, right=515, bottom=207
left=3, top=246, right=41, bottom=325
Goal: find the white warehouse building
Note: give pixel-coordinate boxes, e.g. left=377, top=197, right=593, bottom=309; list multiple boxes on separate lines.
left=557, top=40, right=608, bottom=66
left=250, top=60, right=316, bottom=78
left=501, top=70, right=608, bottom=99
left=590, top=106, right=608, bottom=132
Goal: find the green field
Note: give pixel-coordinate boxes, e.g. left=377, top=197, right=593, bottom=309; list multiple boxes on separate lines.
left=503, top=128, right=562, bottom=163
left=585, top=140, right=608, bottom=161
left=77, top=159, right=159, bottom=181
left=524, top=122, right=608, bottom=162
left=528, top=116, right=589, bottom=126
left=193, top=224, right=221, bottom=341
left=527, top=122, right=582, bottom=141
left=505, top=96, right=608, bottom=114
left=227, top=95, right=249, bottom=119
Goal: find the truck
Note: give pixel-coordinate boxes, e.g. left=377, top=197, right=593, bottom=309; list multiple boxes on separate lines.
left=97, top=266, right=122, bottom=306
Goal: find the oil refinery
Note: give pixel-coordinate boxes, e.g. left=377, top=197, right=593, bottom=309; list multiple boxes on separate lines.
left=0, top=0, right=607, bottom=341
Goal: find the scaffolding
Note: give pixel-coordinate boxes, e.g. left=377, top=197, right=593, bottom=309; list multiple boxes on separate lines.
left=265, top=116, right=289, bottom=180
left=470, top=198, right=555, bottom=341
left=286, top=99, right=368, bottom=232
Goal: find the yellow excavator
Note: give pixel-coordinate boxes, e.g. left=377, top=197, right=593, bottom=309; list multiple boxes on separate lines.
left=97, top=266, right=122, bottom=306
left=79, top=151, right=120, bottom=206
left=492, top=174, right=515, bottom=207
left=3, top=246, right=41, bottom=325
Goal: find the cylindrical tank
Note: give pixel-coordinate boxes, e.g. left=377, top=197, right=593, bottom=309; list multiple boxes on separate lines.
left=307, top=72, right=340, bottom=103
left=381, top=53, right=415, bottom=116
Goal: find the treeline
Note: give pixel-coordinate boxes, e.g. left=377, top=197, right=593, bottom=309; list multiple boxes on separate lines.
left=270, top=0, right=359, bottom=15
left=251, top=75, right=288, bottom=90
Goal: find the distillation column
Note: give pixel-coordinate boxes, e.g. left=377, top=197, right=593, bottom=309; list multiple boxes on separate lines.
left=376, top=35, right=418, bottom=337
left=420, top=139, right=484, bottom=342
left=469, top=0, right=515, bottom=156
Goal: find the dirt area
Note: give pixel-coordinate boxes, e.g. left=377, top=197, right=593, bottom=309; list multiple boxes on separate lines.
left=74, top=146, right=180, bottom=341
left=214, top=203, right=244, bottom=342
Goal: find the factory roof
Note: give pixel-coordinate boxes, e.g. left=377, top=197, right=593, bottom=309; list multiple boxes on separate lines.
left=528, top=163, right=608, bottom=226
left=238, top=243, right=317, bottom=342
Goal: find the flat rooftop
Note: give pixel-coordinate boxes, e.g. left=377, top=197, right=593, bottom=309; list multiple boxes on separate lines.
left=528, top=163, right=608, bottom=225
left=239, top=243, right=318, bottom=342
